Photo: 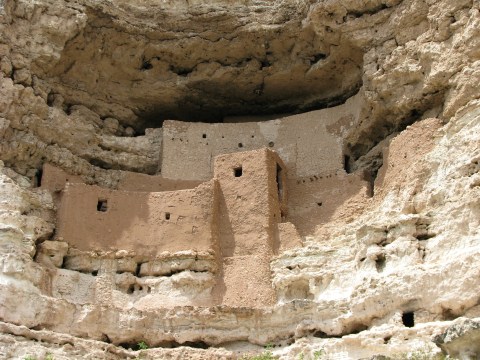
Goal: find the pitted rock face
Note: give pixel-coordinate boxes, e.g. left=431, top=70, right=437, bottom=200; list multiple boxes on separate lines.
left=0, top=0, right=480, bottom=359
left=22, top=0, right=364, bottom=128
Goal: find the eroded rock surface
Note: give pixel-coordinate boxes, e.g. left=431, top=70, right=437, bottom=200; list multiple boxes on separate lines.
left=434, top=317, right=480, bottom=359
left=0, top=0, right=479, bottom=359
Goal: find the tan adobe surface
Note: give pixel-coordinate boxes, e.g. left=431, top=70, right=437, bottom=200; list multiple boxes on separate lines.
left=287, top=173, right=370, bottom=236
left=161, top=93, right=363, bottom=181
left=54, top=148, right=290, bottom=307
left=214, top=148, right=287, bottom=257
left=56, top=181, right=217, bottom=259
left=40, top=163, right=84, bottom=193
left=41, top=163, right=201, bottom=193
left=117, top=172, right=202, bottom=192
left=213, top=149, right=287, bottom=307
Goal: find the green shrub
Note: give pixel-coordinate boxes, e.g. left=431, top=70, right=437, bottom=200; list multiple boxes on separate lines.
left=137, top=341, right=149, bottom=350
left=313, top=349, right=325, bottom=359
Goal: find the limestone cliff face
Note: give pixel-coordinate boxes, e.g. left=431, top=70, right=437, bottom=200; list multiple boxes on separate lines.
left=0, top=0, right=479, bottom=359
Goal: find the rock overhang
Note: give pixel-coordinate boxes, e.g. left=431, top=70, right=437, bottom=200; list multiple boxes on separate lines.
left=21, top=0, right=364, bottom=130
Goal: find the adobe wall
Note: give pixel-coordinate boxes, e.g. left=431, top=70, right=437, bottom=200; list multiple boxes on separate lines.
left=56, top=181, right=218, bottom=260
left=212, top=149, right=286, bottom=307
left=213, top=148, right=287, bottom=257
left=117, top=172, right=201, bottom=192
left=40, top=163, right=84, bottom=193
left=41, top=163, right=201, bottom=193
left=287, top=172, right=370, bottom=236
left=161, top=93, right=363, bottom=181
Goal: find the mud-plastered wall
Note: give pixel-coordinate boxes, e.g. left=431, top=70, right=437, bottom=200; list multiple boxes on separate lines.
left=56, top=181, right=217, bottom=259
left=161, top=93, right=363, bottom=181
left=212, top=148, right=286, bottom=307
left=287, top=173, right=370, bottom=236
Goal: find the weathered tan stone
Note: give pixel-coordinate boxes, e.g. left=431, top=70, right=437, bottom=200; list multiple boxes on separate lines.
left=35, top=240, right=68, bottom=268
left=0, top=0, right=479, bottom=358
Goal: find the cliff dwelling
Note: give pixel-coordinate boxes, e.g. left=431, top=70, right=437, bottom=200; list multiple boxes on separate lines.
left=1, top=0, right=480, bottom=359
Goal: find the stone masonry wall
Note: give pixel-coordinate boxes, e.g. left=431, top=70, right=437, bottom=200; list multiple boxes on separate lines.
left=161, top=93, right=363, bottom=180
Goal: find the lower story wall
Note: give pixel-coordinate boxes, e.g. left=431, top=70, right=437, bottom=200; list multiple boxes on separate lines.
left=56, top=181, right=218, bottom=260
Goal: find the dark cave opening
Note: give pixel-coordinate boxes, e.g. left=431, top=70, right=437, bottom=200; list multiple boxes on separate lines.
left=130, top=82, right=363, bottom=135
left=402, top=312, right=415, bottom=327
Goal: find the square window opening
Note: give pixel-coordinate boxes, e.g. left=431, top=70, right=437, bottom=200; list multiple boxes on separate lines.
left=234, top=167, right=243, bottom=177
left=97, top=199, right=108, bottom=212
left=165, top=212, right=171, bottom=220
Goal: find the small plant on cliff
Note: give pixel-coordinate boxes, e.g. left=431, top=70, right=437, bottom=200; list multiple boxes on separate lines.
left=45, top=354, right=54, bottom=360
left=23, top=356, right=36, bottom=360
left=242, top=351, right=276, bottom=360
left=137, top=341, right=149, bottom=350
left=240, top=344, right=277, bottom=360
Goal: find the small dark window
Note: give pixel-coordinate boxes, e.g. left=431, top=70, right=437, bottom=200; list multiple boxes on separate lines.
left=202, top=134, right=207, bottom=138
left=165, top=212, right=171, bottom=220
left=402, top=312, right=414, bottom=327
left=33, top=168, right=43, bottom=187
left=234, top=167, right=243, bottom=177
left=135, top=263, right=142, bottom=277
left=238, top=143, right=243, bottom=148
left=276, top=164, right=283, bottom=199
left=317, top=202, right=323, bottom=207
left=344, top=155, right=351, bottom=173
left=92, top=270, right=98, bottom=276
left=269, top=141, right=274, bottom=147
left=97, top=199, right=108, bottom=212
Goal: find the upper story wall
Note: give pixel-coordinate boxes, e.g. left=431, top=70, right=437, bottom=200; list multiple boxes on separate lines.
left=161, top=93, right=363, bottom=181
left=40, top=163, right=201, bottom=193
left=213, top=149, right=287, bottom=257
left=56, top=181, right=217, bottom=259
left=117, top=172, right=201, bottom=192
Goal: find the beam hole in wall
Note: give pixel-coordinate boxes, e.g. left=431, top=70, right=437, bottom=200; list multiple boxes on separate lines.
left=402, top=312, right=415, bottom=327
left=234, top=167, right=243, bottom=177
left=91, top=270, right=98, bottom=276
left=165, top=212, right=171, bottom=220
left=238, top=143, right=243, bottom=148
left=97, top=199, right=108, bottom=212
left=317, top=202, right=323, bottom=207
left=269, top=141, right=274, bottom=147
left=202, top=134, right=207, bottom=138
